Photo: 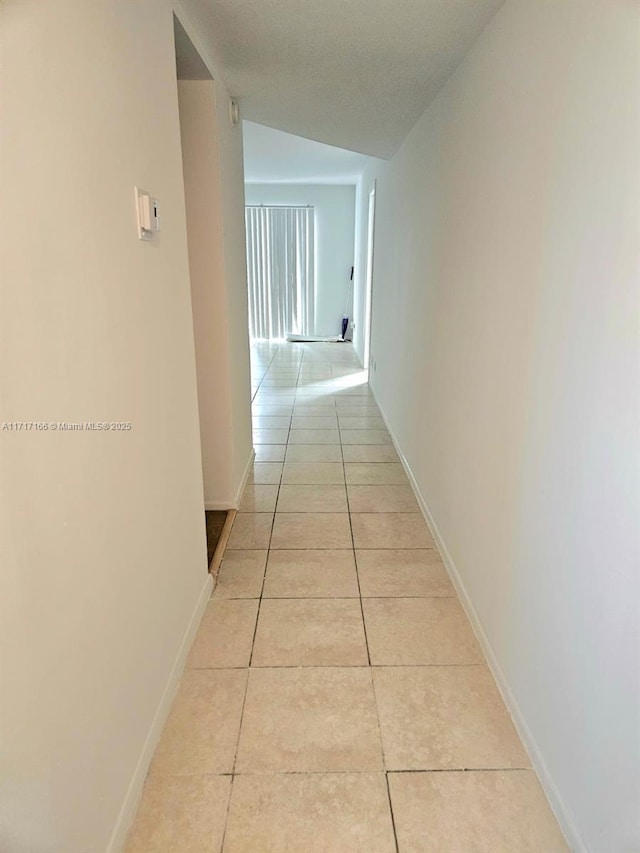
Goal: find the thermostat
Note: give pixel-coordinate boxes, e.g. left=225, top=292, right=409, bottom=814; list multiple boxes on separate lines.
left=135, top=187, right=160, bottom=240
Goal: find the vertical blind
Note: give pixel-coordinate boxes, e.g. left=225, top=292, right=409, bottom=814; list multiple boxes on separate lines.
left=245, top=205, right=315, bottom=340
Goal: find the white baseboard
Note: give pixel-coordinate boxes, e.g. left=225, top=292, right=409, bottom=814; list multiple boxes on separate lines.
left=106, top=572, right=213, bottom=853
left=370, top=387, right=585, bottom=853
left=204, top=500, right=233, bottom=511
left=232, top=447, right=255, bottom=509
left=202, top=448, right=255, bottom=511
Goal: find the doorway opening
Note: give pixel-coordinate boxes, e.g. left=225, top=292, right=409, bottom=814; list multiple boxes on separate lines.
left=174, top=16, right=232, bottom=571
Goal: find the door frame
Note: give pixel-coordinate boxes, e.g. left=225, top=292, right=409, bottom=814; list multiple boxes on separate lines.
left=363, top=181, right=376, bottom=372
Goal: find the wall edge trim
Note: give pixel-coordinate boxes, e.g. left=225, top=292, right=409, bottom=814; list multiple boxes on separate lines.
left=232, top=447, right=256, bottom=509
left=106, top=571, right=213, bottom=852
left=370, top=385, right=587, bottom=853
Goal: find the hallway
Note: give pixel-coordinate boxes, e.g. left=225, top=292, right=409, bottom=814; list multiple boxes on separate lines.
left=126, top=343, right=568, bottom=852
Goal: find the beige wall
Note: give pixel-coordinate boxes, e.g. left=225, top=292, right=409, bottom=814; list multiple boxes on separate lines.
left=0, top=2, right=216, bottom=850
left=178, top=78, right=232, bottom=507
left=178, top=76, right=253, bottom=508
left=355, top=2, right=640, bottom=851
left=212, top=86, right=254, bottom=498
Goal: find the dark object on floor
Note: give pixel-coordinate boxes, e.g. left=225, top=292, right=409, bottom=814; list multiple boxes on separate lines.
left=341, top=265, right=354, bottom=341
left=205, top=510, right=228, bottom=565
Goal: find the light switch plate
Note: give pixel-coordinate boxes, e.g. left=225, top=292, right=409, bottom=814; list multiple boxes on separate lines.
left=135, top=187, right=159, bottom=240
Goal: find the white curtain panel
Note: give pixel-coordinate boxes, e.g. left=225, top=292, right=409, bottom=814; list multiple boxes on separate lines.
left=245, top=205, right=315, bottom=340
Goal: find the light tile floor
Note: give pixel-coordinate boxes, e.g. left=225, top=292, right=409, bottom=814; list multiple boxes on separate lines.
left=126, top=342, right=569, bottom=853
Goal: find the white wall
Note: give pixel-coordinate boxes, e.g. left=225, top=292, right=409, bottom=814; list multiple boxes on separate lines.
left=352, top=176, right=367, bottom=364
left=178, top=80, right=234, bottom=508
left=213, top=88, right=254, bottom=499
left=355, top=2, right=640, bottom=851
left=0, top=2, right=230, bottom=850
left=178, top=77, right=253, bottom=509
left=245, top=184, right=355, bottom=337
left=352, top=172, right=380, bottom=366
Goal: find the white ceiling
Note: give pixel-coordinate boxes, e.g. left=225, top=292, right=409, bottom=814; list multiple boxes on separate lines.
left=181, top=0, right=504, bottom=158
left=243, top=121, right=372, bottom=184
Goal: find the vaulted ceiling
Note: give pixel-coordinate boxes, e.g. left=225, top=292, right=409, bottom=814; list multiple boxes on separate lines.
left=181, top=0, right=505, bottom=158
left=243, top=121, right=372, bottom=184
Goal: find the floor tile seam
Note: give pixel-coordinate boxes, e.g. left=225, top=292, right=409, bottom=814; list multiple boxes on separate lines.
left=385, top=766, right=535, bottom=774
left=341, top=423, right=372, bottom=670
left=271, top=509, right=365, bottom=515
left=228, top=667, right=251, bottom=778
left=217, top=770, right=236, bottom=853
left=186, top=663, right=487, bottom=671
left=250, top=346, right=280, bottom=402
left=230, top=546, right=355, bottom=551
left=247, top=344, right=286, bottom=671
left=357, top=546, right=439, bottom=551
left=270, top=505, right=351, bottom=511
left=212, top=594, right=459, bottom=601
left=247, top=406, right=288, bottom=669
left=231, top=545, right=438, bottom=551
left=384, top=772, right=401, bottom=853
left=234, top=346, right=286, bottom=777
left=145, top=771, right=235, bottom=778
left=246, top=596, right=369, bottom=605
left=369, top=640, right=395, bottom=776
left=154, top=765, right=534, bottom=779
left=143, top=766, right=535, bottom=780
left=248, top=658, right=371, bottom=669
left=358, top=595, right=467, bottom=603
left=225, top=769, right=396, bottom=776
left=372, top=662, right=487, bottom=668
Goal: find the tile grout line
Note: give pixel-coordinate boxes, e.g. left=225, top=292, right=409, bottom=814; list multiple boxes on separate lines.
left=189, top=663, right=487, bottom=670
left=248, top=344, right=306, bottom=664
left=385, top=772, right=401, bottom=853
left=231, top=343, right=294, bottom=786
left=250, top=343, right=280, bottom=403
left=151, top=765, right=534, bottom=778
left=339, top=371, right=400, bottom=845
left=219, top=350, right=274, bottom=803
left=231, top=544, right=441, bottom=550
left=341, top=376, right=419, bottom=850
left=227, top=666, right=250, bottom=789
left=218, top=772, right=236, bottom=853
left=216, top=594, right=458, bottom=601
left=341, top=415, right=372, bottom=669
left=248, top=341, right=297, bottom=669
